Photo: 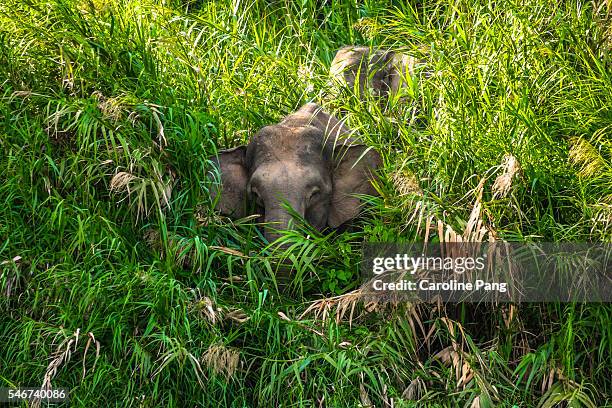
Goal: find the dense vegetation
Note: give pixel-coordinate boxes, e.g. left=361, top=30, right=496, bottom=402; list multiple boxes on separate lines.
left=1, top=0, right=611, bottom=406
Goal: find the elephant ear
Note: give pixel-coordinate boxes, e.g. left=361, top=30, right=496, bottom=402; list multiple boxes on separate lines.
left=209, top=146, right=248, bottom=218
left=328, top=145, right=382, bottom=228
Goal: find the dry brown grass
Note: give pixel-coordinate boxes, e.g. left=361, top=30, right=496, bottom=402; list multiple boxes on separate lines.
left=33, top=329, right=100, bottom=408
left=195, top=296, right=221, bottom=324
left=224, top=308, right=250, bottom=323
left=109, top=171, right=137, bottom=193
left=299, top=288, right=371, bottom=326
left=190, top=288, right=251, bottom=326
left=391, top=168, right=422, bottom=197
left=92, top=91, right=126, bottom=122
left=401, top=377, right=427, bottom=401
left=201, top=344, right=240, bottom=380
left=0, top=256, right=22, bottom=298
left=492, top=154, right=521, bottom=199
left=110, top=166, right=175, bottom=221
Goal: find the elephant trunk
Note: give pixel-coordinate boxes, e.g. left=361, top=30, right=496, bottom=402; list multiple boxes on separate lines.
left=263, top=200, right=304, bottom=246
left=263, top=203, right=304, bottom=286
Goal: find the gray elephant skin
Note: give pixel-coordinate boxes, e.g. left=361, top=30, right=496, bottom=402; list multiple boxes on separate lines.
left=209, top=103, right=381, bottom=244
left=329, top=46, right=417, bottom=100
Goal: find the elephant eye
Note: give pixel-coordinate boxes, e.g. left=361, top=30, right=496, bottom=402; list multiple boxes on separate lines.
left=308, top=187, right=321, bottom=203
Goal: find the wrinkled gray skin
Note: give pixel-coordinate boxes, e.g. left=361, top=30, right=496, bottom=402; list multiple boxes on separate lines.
left=209, top=103, right=381, bottom=244
left=329, top=46, right=416, bottom=100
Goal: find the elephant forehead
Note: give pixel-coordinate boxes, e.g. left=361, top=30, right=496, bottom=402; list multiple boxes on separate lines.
left=249, top=126, right=327, bottom=162
left=251, top=160, right=328, bottom=188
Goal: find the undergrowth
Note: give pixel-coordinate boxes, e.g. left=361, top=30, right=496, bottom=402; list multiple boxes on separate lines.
left=0, top=0, right=610, bottom=406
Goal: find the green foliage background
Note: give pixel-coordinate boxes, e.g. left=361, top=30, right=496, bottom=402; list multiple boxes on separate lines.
left=0, top=0, right=611, bottom=406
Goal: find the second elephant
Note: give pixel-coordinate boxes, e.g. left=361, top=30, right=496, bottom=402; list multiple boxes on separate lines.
left=329, top=46, right=417, bottom=100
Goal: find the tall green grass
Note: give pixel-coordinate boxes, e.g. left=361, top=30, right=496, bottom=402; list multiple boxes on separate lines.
left=0, top=0, right=610, bottom=406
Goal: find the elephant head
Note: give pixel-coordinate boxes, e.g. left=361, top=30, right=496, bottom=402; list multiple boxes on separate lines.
left=329, top=46, right=417, bottom=100
left=209, top=103, right=381, bottom=244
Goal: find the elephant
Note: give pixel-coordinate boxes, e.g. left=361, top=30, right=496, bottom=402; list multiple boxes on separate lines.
left=208, top=103, right=382, bottom=244
left=329, top=46, right=417, bottom=100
